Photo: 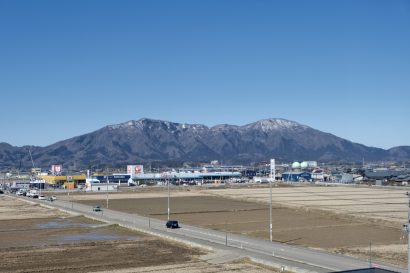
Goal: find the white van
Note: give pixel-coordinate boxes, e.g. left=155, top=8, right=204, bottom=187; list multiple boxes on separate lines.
left=16, top=189, right=25, bottom=196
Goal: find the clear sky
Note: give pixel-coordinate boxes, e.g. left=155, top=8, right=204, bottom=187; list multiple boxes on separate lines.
left=0, top=0, right=409, bottom=149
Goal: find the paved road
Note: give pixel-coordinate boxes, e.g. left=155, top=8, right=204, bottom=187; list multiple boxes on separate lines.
left=20, top=196, right=407, bottom=273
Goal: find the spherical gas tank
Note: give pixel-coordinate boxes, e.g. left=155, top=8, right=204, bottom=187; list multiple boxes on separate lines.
left=292, top=162, right=301, bottom=169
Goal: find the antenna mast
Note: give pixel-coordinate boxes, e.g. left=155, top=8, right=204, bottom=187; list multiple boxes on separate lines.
left=28, top=148, right=35, bottom=168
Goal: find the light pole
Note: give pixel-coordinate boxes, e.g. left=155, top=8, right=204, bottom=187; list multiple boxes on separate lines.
left=269, top=178, right=272, bottom=242
left=67, top=176, right=70, bottom=205
left=167, top=175, right=170, bottom=221
left=106, top=175, right=109, bottom=209
left=269, top=159, right=275, bottom=242
left=39, top=180, right=42, bottom=198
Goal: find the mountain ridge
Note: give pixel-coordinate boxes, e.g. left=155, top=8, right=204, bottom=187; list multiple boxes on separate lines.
left=1, top=118, right=409, bottom=169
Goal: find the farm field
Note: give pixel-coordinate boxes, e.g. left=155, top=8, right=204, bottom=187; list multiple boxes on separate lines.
left=0, top=195, right=279, bottom=273
left=207, top=185, right=409, bottom=267
left=59, top=189, right=202, bottom=201
left=208, top=185, right=409, bottom=224
left=74, top=185, right=408, bottom=268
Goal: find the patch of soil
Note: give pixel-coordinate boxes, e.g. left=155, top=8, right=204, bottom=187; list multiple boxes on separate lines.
left=76, top=196, right=403, bottom=249
left=0, top=239, right=204, bottom=273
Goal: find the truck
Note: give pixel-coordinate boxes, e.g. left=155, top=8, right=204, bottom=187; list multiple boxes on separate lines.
left=28, top=189, right=39, bottom=198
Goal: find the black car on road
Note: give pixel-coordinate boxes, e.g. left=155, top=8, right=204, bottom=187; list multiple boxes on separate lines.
left=166, top=220, right=179, bottom=229
left=93, top=206, right=103, bottom=212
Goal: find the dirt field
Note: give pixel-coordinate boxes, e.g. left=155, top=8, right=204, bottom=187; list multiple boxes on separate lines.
left=58, top=188, right=202, bottom=201
left=74, top=185, right=407, bottom=268
left=0, top=195, right=280, bottom=273
left=207, top=185, right=409, bottom=267
left=0, top=196, right=67, bottom=220
left=207, top=185, right=408, bottom=224
left=76, top=196, right=403, bottom=247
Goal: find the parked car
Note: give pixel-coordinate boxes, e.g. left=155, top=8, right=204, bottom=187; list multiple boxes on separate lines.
left=28, top=190, right=38, bottom=198
left=38, top=195, right=46, bottom=200
left=166, top=220, right=180, bottom=229
left=93, top=206, right=103, bottom=212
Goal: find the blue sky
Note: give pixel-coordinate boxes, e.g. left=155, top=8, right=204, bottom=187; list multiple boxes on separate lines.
left=0, top=0, right=409, bottom=149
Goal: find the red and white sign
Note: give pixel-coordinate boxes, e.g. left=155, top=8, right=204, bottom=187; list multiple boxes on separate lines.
left=52, top=164, right=62, bottom=174
left=127, top=165, right=144, bottom=175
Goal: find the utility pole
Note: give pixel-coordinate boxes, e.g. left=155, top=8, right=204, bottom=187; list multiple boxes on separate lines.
left=167, top=174, right=170, bottom=221
left=106, top=175, right=109, bottom=209
left=269, top=159, right=275, bottom=242
left=269, top=177, right=272, bottom=242
left=67, top=175, right=70, bottom=202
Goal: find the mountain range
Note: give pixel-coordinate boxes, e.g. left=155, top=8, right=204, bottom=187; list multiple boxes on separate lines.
left=1, top=118, right=409, bottom=170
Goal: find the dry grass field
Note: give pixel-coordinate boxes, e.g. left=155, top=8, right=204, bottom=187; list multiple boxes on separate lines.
left=0, top=195, right=280, bottom=273
left=207, top=185, right=408, bottom=224
left=207, top=185, right=408, bottom=267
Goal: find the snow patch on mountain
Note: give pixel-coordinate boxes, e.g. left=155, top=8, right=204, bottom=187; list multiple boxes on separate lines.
left=243, top=118, right=308, bottom=132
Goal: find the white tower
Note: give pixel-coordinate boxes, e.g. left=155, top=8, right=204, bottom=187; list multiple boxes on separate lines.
left=270, top=159, right=275, bottom=180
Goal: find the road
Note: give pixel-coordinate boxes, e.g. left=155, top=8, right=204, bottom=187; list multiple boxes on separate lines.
left=22, top=196, right=407, bottom=273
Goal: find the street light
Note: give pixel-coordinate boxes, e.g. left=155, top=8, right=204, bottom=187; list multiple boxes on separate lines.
left=269, top=159, right=275, bottom=242
left=165, top=173, right=170, bottom=221
left=167, top=178, right=170, bottom=220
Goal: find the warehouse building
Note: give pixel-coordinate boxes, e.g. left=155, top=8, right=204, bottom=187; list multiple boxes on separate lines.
left=282, top=171, right=312, bottom=182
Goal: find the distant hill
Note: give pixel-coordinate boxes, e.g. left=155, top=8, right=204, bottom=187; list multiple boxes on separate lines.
left=1, top=118, right=409, bottom=169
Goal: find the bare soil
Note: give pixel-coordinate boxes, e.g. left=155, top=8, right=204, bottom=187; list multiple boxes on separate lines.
left=0, top=216, right=202, bottom=272
left=76, top=196, right=403, bottom=248
left=207, top=186, right=408, bottom=224
left=0, top=195, right=278, bottom=273
left=0, top=239, right=204, bottom=273
left=90, top=260, right=279, bottom=273
left=76, top=194, right=406, bottom=268
left=0, top=195, right=67, bottom=220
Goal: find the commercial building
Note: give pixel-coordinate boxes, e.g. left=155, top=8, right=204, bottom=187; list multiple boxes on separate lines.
left=84, top=180, right=119, bottom=192
left=92, top=175, right=131, bottom=184
left=40, top=175, right=86, bottom=188
left=282, top=171, right=312, bottom=182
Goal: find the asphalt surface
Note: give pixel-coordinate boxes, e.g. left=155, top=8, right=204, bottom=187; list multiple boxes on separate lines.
left=14, top=195, right=407, bottom=273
